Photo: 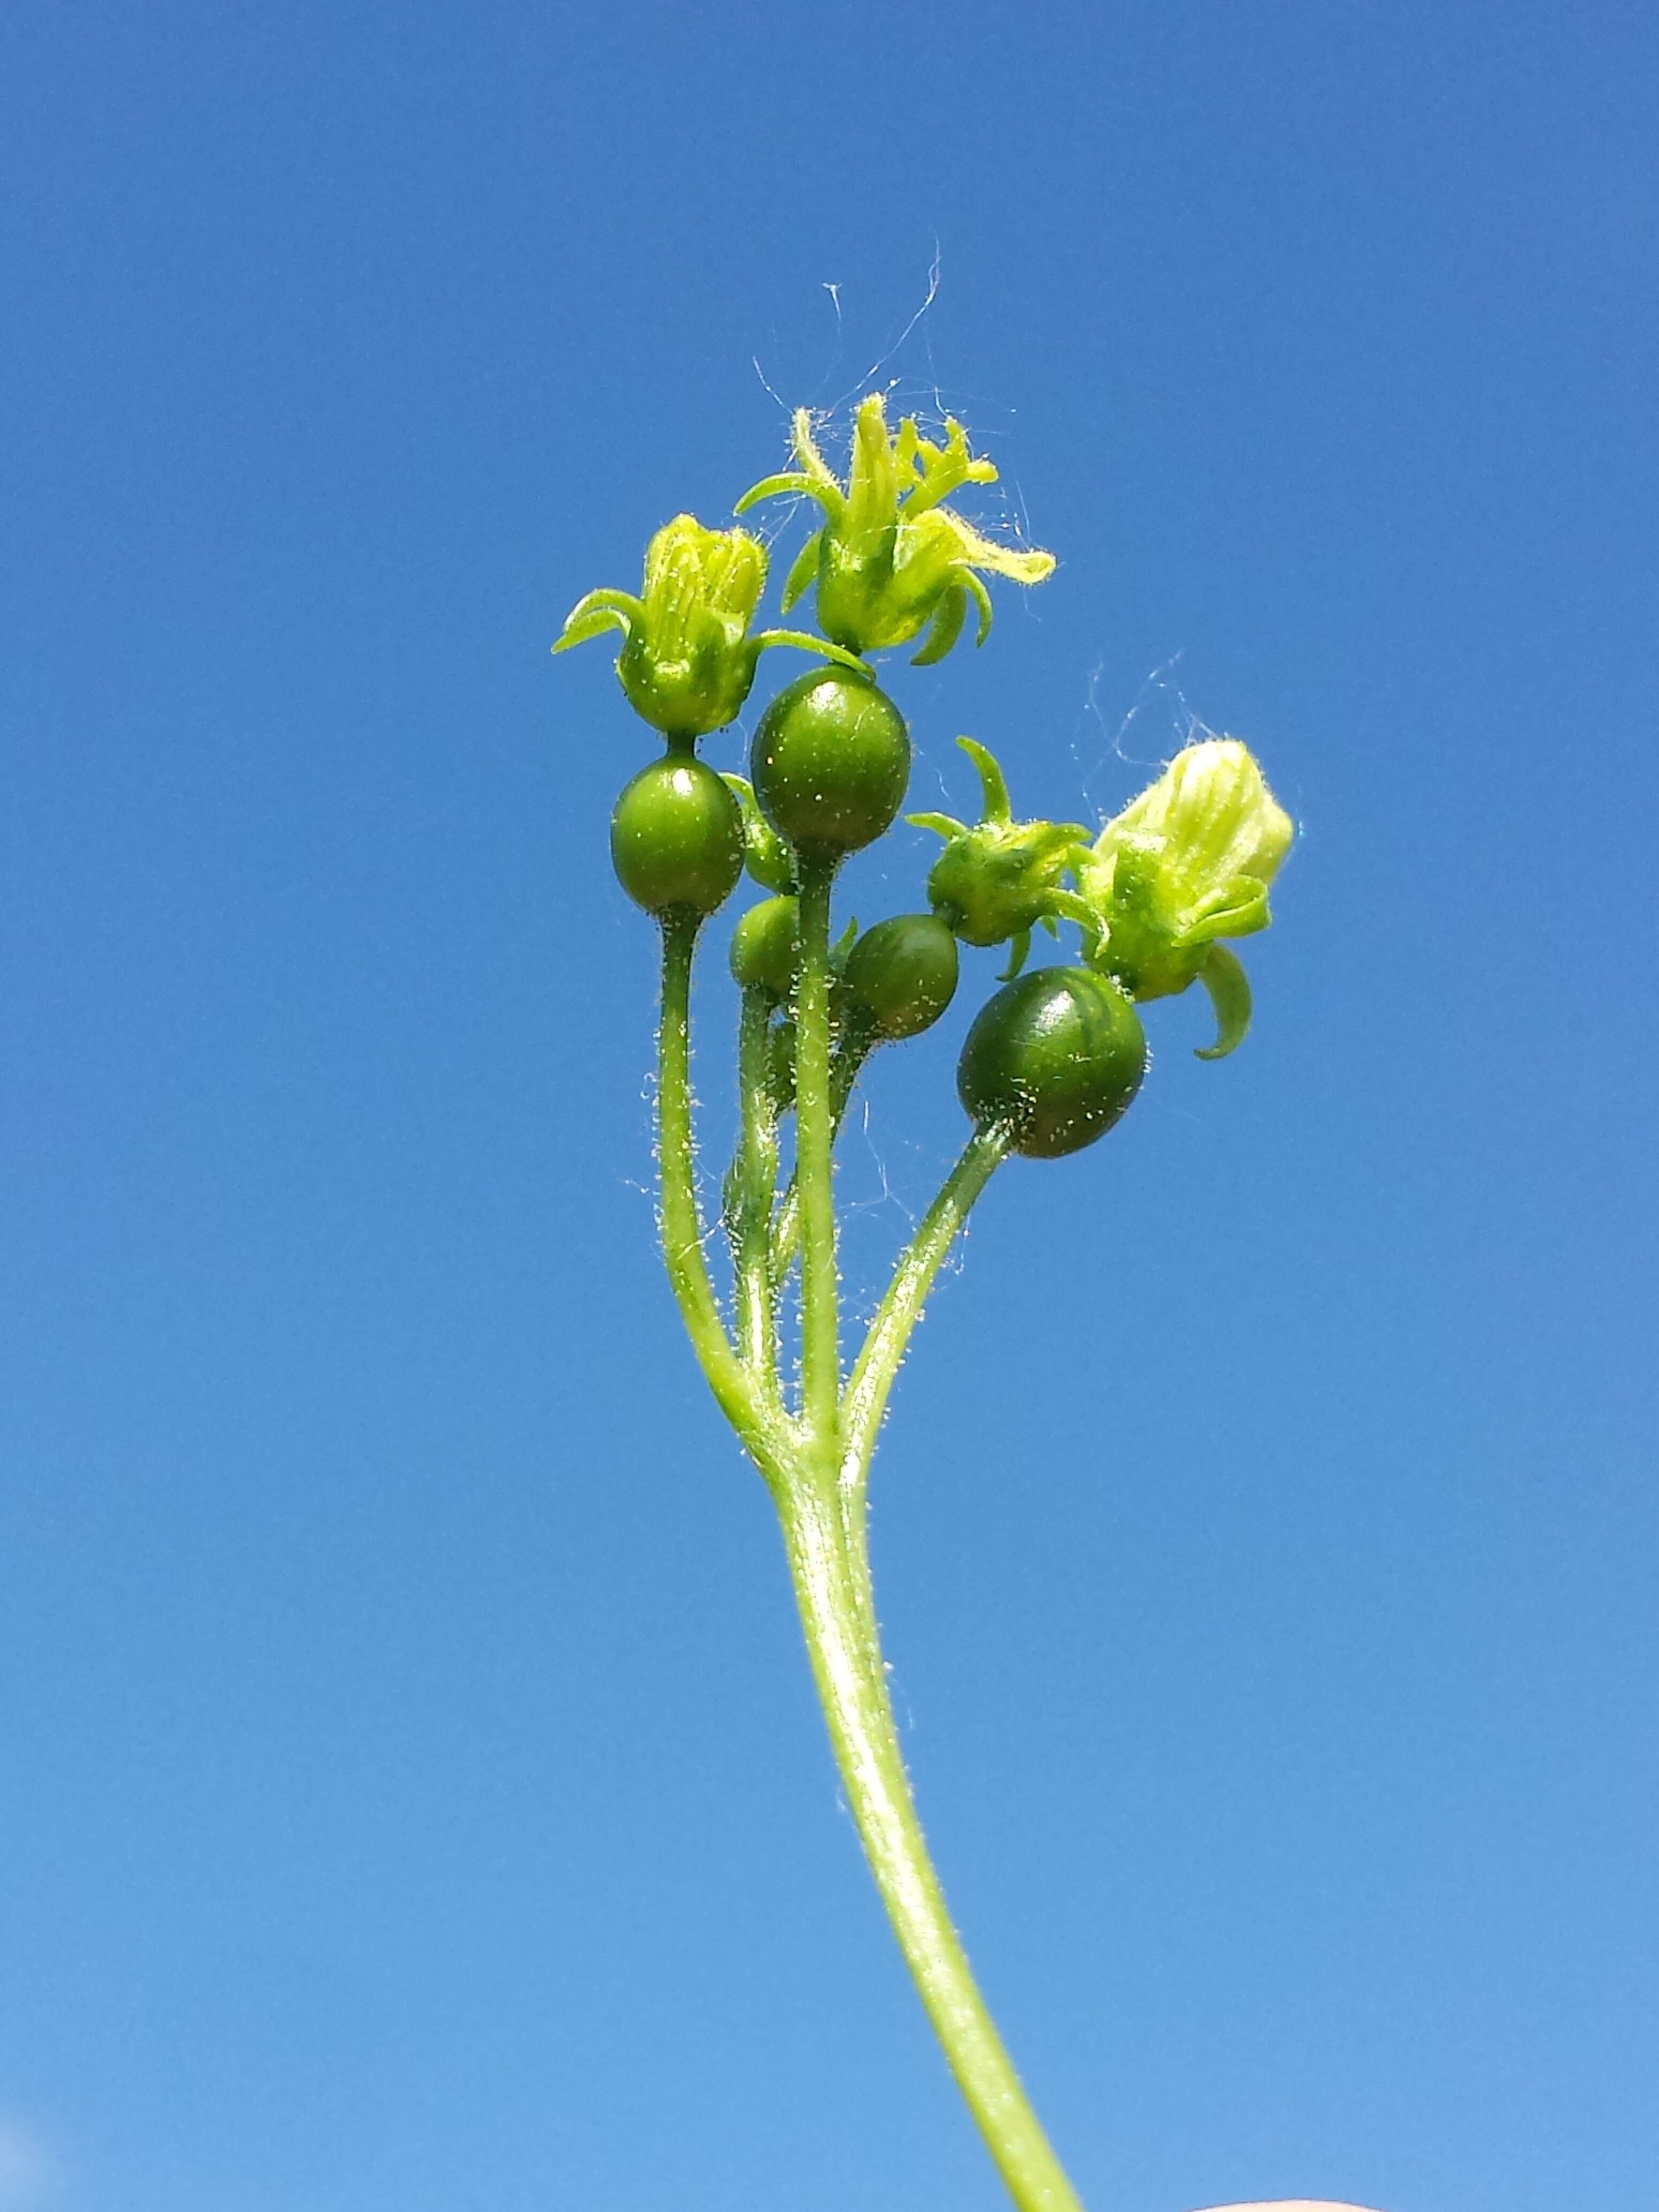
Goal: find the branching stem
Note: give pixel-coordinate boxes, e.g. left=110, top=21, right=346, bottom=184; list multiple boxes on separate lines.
left=656, top=903, right=1080, bottom=2212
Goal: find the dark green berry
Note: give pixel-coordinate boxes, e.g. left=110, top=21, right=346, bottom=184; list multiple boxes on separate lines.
left=729, top=896, right=801, bottom=998
left=842, top=914, right=960, bottom=1040
left=957, top=967, right=1146, bottom=1158
left=610, top=751, right=744, bottom=917
left=751, top=668, right=910, bottom=855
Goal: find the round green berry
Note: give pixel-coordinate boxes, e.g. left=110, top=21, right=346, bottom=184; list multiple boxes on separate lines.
left=956, top=967, right=1146, bottom=1158
left=610, top=751, right=744, bottom=918
left=842, top=914, right=960, bottom=1040
left=729, top=895, right=801, bottom=998
left=750, top=668, right=910, bottom=856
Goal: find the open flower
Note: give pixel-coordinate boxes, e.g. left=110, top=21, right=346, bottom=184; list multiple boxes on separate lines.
left=1071, top=738, right=1294, bottom=1057
left=910, top=737, right=1089, bottom=976
left=554, top=514, right=861, bottom=741
left=736, top=397, right=1055, bottom=663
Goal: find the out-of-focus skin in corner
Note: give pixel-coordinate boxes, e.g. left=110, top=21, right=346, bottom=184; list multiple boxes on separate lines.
left=1192, top=2201, right=1385, bottom=2211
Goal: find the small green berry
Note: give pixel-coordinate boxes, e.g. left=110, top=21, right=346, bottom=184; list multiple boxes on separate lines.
left=751, top=668, right=910, bottom=856
left=729, top=896, right=801, bottom=998
left=956, top=967, right=1146, bottom=1158
left=842, top=915, right=960, bottom=1040
left=610, top=752, right=744, bottom=918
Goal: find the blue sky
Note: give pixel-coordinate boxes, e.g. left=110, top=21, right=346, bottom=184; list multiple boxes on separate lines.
left=1, top=4, right=1655, bottom=2209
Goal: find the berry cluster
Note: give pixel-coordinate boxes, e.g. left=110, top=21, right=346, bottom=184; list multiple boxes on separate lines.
left=559, top=394, right=1291, bottom=1167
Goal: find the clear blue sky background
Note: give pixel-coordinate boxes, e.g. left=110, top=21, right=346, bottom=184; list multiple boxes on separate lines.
left=1, top=5, right=1655, bottom=2210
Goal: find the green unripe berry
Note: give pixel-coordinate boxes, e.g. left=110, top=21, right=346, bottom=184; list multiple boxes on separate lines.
left=957, top=967, right=1146, bottom=1159
left=610, top=751, right=744, bottom=918
left=842, top=914, right=960, bottom=1040
left=751, top=668, right=910, bottom=855
left=729, top=896, right=801, bottom=998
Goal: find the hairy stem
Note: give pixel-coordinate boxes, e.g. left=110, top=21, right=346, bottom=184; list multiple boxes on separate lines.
left=793, top=854, right=840, bottom=1443
left=656, top=916, right=775, bottom=1464
left=840, top=1122, right=1011, bottom=1494
left=767, top=1023, right=876, bottom=1290
left=778, top=1470, right=1087, bottom=2212
left=726, top=984, right=781, bottom=1393
left=659, top=930, right=1070, bottom=2206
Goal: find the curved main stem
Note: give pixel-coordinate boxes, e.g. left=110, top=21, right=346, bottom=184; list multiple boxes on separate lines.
left=779, top=1473, right=1087, bottom=2212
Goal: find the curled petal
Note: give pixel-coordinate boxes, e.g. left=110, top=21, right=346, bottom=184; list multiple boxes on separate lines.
left=940, top=511, right=1057, bottom=586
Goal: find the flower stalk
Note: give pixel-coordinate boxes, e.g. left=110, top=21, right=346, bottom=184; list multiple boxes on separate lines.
left=559, top=392, right=1295, bottom=2211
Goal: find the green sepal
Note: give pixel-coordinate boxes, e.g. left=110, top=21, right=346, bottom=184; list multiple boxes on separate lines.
left=735, top=471, right=836, bottom=517
left=780, top=530, right=824, bottom=613
left=963, top=569, right=996, bottom=648
left=1193, top=943, right=1253, bottom=1060
left=910, top=585, right=967, bottom=667
left=956, top=735, right=1012, bottom=823
left=998, top=928, right=1031, bottom=982
left=551, top=590, right=640, bottom=653
left=752, top=628, right=869, bottom=678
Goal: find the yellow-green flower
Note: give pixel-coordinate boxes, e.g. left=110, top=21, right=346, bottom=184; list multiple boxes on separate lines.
left=736, top=397, right=1055, bottom=663
left=554, top=514, right=860, bottom=741
left=1072, top=738, right=1294, bottom=1057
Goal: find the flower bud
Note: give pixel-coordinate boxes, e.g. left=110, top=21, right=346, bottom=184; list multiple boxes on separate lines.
left=555, top=515, right=864, bottom=740
left=1072, top=738, right=1293, bottom=1057
left=737, top=398, right=1054, bottom=664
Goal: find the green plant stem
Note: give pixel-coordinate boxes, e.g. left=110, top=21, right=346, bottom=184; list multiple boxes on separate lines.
left=767, top=1025, right=875, bottom=1289
left=727, top=983, right=780, bottom=1393
left=777, top=1465, right=1086, bottom=2212
left=839, top=1121, right=1010, bottom=1494
left=660, top=921, right=1071, bottom=2206
left=793, top=853, right=840, bottom=1442
left=655, top=916, right=778, bottom=1466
